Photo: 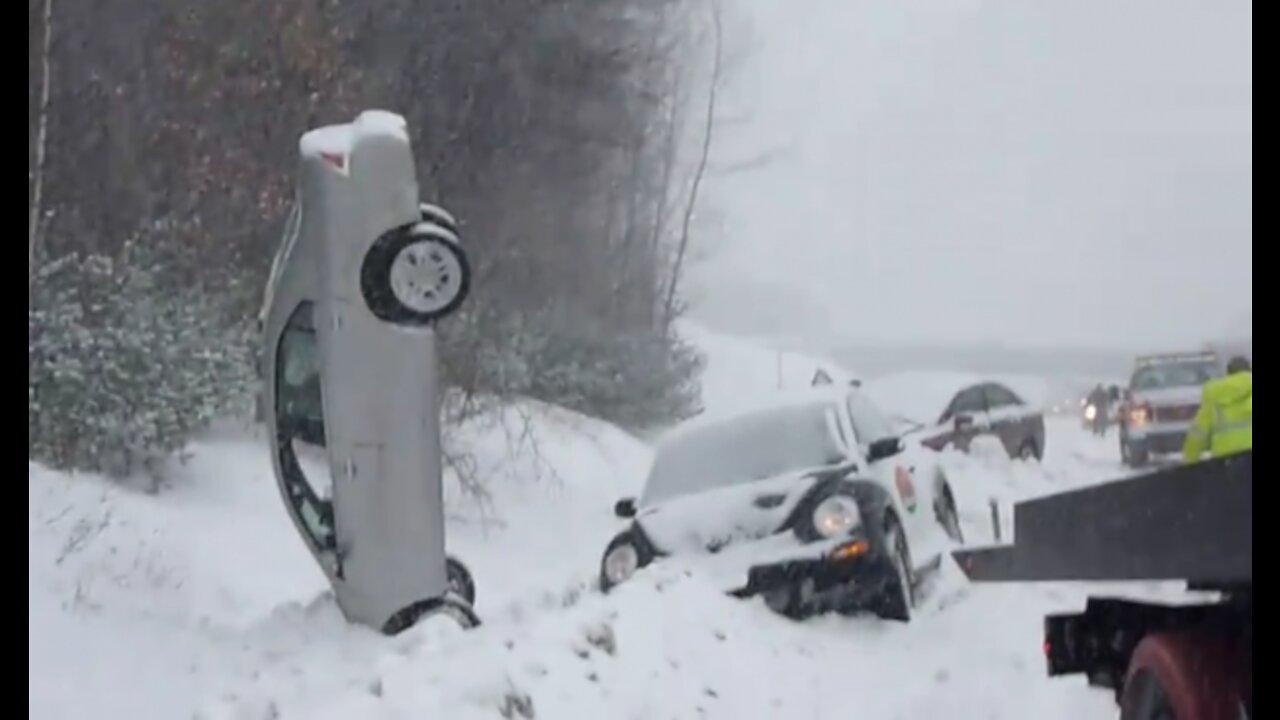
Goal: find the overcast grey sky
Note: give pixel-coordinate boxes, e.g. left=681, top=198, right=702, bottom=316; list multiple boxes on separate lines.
left=687, top=0, right=1251, bottom=350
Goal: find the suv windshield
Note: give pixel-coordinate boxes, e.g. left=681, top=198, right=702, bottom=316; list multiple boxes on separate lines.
left=1130, top=360, right=1218, bottom=390
left=640, top=401, right=847, bottom=507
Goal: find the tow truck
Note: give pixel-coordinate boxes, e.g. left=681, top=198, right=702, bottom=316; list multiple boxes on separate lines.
left=953, top=451, right=1251, bottom=720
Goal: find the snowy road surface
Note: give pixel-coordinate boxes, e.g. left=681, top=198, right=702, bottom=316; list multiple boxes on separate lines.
left=29, top=328, right=1193, bottom=719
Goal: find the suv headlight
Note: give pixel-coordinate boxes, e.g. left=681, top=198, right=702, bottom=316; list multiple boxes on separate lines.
left=812, top=494, right=861, bottom=538
left=603, top=543, right=640, bottom=585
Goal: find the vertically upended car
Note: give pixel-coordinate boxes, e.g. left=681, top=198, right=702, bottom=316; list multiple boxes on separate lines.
left=598, top=386, right=965, bottom=622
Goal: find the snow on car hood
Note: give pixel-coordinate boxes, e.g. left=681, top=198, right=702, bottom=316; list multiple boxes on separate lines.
left=636, top=470, right=820, bottom=556
left=1129, top=385, right=1203, bottom=407
left=632, top=469, right=840, bottom=592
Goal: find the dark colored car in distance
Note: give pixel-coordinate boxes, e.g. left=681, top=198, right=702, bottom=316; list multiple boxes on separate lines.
left=865, top=374, right=1047, bottom=461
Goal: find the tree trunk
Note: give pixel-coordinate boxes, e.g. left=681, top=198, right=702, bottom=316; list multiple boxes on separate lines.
left=662, top=0, right=721, bottom=330
left=29, top=0, right=54, bottom=277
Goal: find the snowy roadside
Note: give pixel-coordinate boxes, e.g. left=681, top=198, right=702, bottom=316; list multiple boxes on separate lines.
left=29, top=323, right=1183, bottom=719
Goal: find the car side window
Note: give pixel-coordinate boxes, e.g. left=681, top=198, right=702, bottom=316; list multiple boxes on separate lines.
left=846, top=392, right=895, bottom=445
left=943, top=386, right=987, bottom=421
left=984, top=383, right=1023, bottom=409
left=274, top=301, right=336, bottom=552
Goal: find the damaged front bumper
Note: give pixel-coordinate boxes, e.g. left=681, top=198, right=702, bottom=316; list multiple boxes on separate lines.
left=728, top=534, right=893, bottom=612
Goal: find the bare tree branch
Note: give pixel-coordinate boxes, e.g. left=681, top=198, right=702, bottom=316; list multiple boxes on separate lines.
left=708, top=143, right=792, bottom=176
left=663, top=0, right=722, bottom=329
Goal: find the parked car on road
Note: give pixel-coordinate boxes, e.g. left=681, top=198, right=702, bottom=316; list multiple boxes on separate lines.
left=862, top=372, right=1047, bottom=461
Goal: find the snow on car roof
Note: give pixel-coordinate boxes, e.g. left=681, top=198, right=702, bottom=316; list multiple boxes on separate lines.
left=297, top=110, right=410, bottom=159
left=656, top=385, right=850, bottom=450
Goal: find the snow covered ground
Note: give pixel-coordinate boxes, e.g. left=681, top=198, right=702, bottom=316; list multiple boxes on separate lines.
left=30, top=322, right=1191, bottom=719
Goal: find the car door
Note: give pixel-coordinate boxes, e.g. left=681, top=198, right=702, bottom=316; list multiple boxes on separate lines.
left=937, top=385, right=991, bottom=453
left=846, top=392, right=942, bottom=563
left=981, top=383, right=1028, bottom=457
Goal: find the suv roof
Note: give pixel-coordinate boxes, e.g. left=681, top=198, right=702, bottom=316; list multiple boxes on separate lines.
left=1134, top=351, right=1218, bottom=367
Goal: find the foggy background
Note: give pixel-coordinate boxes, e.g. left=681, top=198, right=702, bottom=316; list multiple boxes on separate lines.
left=684, top=0, right=1252, bottom=376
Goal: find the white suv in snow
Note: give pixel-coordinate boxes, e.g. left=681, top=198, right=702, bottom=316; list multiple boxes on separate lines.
left=598, top=386, right=965, bottom=623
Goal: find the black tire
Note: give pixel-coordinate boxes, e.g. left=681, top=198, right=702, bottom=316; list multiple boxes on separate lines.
left=598, top=530, right=653, bottom=593
left=935, top=488, right=964, bottom=544
left=359, top=222, right=470, bottom=326
left=419, top=202, right=459, bottom=235
left=761, top=582, right=804, bottom=619
left=1017, top=439, right=1040, bottom=462
left=382, top=594, right=481, bottom=635
left=445, top=555, right=477, bottom=606
left=1119, top=668, right=1176, bottom=720
left=1125, top=441, right=1150, bottom=469
left=871, top=515, right=914, bottom=622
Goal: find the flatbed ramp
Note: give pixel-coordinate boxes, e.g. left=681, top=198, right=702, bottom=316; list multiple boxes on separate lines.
left=954, top=451, right=1251, bottom=586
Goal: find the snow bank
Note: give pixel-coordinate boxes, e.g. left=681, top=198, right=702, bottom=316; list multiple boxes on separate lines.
left=28, top=402, right=651, bottom=720
left=31, top=322, right=1178, bottom=720
left=440, top=400, right=652, bottom=613
left=677, top=320, right=858, bottom=417
left=197, top=556, right=1127, bottom=720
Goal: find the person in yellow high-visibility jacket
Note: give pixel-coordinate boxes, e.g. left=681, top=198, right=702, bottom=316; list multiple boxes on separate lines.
left=1181, top=356, right=1252, bottom=463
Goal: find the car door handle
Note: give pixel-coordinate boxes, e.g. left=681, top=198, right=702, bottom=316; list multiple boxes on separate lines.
left=752, top=493, right=786, bottom=509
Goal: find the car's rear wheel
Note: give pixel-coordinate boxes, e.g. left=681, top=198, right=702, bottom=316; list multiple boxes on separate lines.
left=382, top=594, right=481, bottom=635
left=360, top=222, right=470, bottom=326
left=445, top=555, right=476, bottom=606
left=1120, top=631, right=1248, bottom=720
left=1017, top=439, right=1040, bottom=462
left=1120, top=668, right=1176, bottom=720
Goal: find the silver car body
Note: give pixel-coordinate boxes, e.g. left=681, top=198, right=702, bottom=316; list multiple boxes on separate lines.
left=260, top=110, right=456, bottom=632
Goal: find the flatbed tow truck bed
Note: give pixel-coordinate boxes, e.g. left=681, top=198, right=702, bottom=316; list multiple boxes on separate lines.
left=953, top=451, right=1251, bottom=719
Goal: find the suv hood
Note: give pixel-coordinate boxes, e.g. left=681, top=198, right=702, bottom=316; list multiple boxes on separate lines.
left=635, top=470, right=822, bottom=557
left=1130, top=385, right=1203, bottom=407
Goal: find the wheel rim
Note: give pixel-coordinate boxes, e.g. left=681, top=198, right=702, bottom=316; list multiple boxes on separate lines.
left=389, top=238, right=463, bottom=314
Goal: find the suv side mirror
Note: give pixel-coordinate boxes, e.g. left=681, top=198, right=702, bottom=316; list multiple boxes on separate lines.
left=614, top=497, right=636, bottom=519
left=867, top=436, right=904, bottom=463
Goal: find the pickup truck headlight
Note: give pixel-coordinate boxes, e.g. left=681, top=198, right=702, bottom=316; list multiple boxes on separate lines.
left=812, top=494, right=861, bottom=538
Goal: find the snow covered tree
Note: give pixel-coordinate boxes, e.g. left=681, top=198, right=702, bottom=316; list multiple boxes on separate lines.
left=28, top=240, right=255, bottom=482
left=29, top=0, right=714, bottom=474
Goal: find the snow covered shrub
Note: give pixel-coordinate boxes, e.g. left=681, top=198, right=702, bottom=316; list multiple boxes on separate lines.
left=439, top=307, right=704, bottom=432
left=28, top=242, right=255, bottom=480
left=522, top=322, right=705, bottom=430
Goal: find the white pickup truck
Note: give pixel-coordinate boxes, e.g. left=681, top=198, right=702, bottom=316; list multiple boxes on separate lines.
left=1117, top=350, right=1219, bottom=468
